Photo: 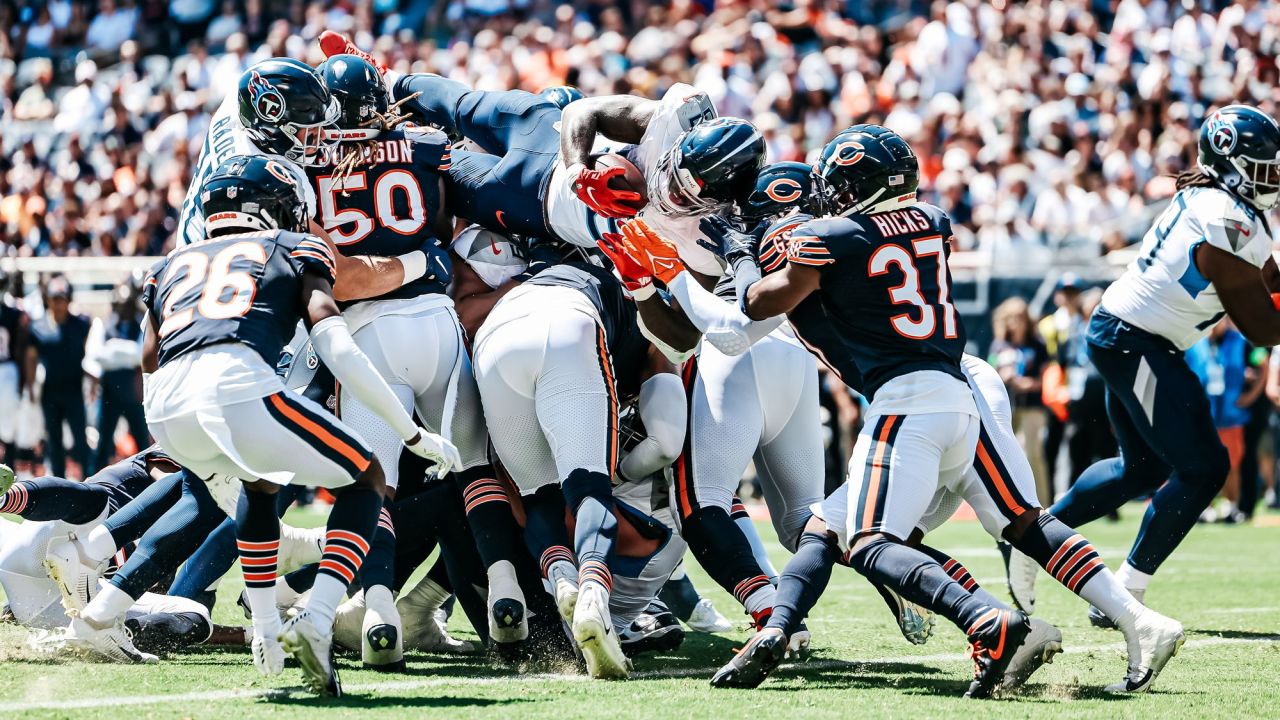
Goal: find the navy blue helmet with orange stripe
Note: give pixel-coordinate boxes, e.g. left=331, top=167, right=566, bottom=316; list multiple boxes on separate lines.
left=201, top=154, right=308, bottom=237
left=742, top=161, right=826, bottom=222
left=817, top=124, right=918, bottom=217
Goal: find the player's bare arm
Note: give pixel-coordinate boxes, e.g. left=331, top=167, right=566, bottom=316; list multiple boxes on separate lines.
left=742, top=263, right=821, bottom=321
left=634, top=292, right=701, bottom=353
left=1197, top=242, right=1280, bottom=346
left=559, top=95, right=657, bottom=169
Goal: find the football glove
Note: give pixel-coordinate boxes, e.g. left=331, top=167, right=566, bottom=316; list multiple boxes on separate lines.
left=620, top=219, right=685, bottom=284
left=404, top=429, right=462, bottom=477
left=699, top=215, right=759, bottom=266
left=571, top=164, right=644, bottom=219
left=597, top=233, right=656, bottom=299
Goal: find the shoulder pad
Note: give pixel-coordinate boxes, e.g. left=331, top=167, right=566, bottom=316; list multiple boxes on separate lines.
left=1187, top=187, right=1255, bottom=226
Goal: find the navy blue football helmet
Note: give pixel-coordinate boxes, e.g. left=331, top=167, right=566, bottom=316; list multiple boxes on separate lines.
left=539, top=86, right=585, bottom=109
left=317, top=54, right=388, bottom=139
left=201, top=155, right=308, bottom=237
left=742, top=161, right=825, bottom=221
left=649, top=117, right=765, bottom=217
left=1198, top=104, right=1280, bottom=211
left=237, top=58, right=339, bottom=165
left=817, top=124, right=918, bottom=216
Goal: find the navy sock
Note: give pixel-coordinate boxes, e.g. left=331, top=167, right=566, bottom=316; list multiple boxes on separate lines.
left=236, top=487, right=280, bottom=597
left=522, top=484, right=574, bottom=576
left=170, top=488, right=292, bottom=599
left=914, top=544, right=981, bottom=593
left=458, top=465, right=525, bottom=573
left=111, top=474, right=228, bottom=598
left=848, top=537, right=991, bottom=632
left=359, top=499, right=396, bottom=592
left=0, top=477, right=110, bottom=522
left=658, top=572, right=701, bottom=621
left=562, top=469, right=616, bottom=590
left=1014, top=513, right=1106, bottom=592
left=102, top=471, right=185, bottom=547
left=766, top=532, right=838, bottom=636
left=284, top=563, right=318, bottom=593
left=681, top=505, right=771, bottom=608
left=317, top=484, right=380, bottom=587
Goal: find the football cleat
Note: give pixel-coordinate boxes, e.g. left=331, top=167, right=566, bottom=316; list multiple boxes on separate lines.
left=785, top=622, right=811, bottom=659
left=709, top=627, right=787, bottom=689
left=1090, top=587, right=1144, bottom=629
left=400, top=599, right=476, bottom=655
left=280, top=610, right=342, bottom=697
left=362, top=588, right=405, bottom=671
left=1000, top=618, right=1063, bottom=691
left=546, top=560, right=580, bottom=624
left=488, top=560, right=529, bottom=645
left=964, top=609, right=1031, bottom=699
left=619, top=602, right=685, bottom=657
left=686, top=598, right=734, bottom=633
left=331, top=591, right=365, bottom=652
left=252, top=631, right=286, bottom=676
left=572, top=583, right=630, bottom=679
left=44, top=533, right=106, bottom=612
left=873, top=582, right=935, bottom=645
left=62, top=615, right=159, bottom=664
left=1107, top=609, right=1185, bottom=694
left=1004, top=545, right=1039, bottom=615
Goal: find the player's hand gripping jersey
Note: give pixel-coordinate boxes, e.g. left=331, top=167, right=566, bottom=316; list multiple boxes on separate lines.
left=779, top=203, right=969, bottom=410
left=1100, top=186, right=1274, bottom=350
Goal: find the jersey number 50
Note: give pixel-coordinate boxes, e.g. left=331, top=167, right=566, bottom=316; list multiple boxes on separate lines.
left=868, top=235, right=958, bottom=340
left=158, top=242, right=267, bottom=338
left=317, top=170, right=427, bottom=245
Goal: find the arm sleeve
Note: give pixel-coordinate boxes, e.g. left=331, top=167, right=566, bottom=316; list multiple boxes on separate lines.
left=309, top=315, right=417, bottom=441
left=619, top=372, right=687, bottom=482
left=667, top=272, right=782, bottom=356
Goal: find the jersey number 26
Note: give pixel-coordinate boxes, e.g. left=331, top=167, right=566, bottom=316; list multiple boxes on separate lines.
left=868, top=236, right=958, bottom=340
left=158, top=242, right=266, bottom=338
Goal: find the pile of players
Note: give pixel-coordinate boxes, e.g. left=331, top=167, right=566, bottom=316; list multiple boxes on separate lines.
left=7, top=30, right=1280, bottom=701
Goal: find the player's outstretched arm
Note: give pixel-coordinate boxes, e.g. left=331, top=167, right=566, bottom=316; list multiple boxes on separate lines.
left=742, top=263, right=822, bottom=321
left=559, top=95, right=657, bottom=169
left=299, top=272, right=461, bottom=474
left=1199, top=244, right=1280, bottom=346
left=310, top=221, right=438, bottom=303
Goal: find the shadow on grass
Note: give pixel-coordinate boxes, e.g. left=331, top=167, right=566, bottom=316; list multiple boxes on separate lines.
left=263, top=692, right=529, bottom=709
left=1185, top=629, right=1280, bottom=642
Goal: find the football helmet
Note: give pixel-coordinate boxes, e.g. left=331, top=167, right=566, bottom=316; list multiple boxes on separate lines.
left=817, top=124, right=918, bottom=216
left=201, top=154, right=308, bottom=236
left=237, top=58, right=339, bottom=165
left=742, top=161, right=825, bottom=221
left=539, top=85, right=585, bottom=109
left=649, top=117, right=765, bottom=217
left=1198, top=104, right=1280, bottom=211
left=317, top=54, right=389, bottom=140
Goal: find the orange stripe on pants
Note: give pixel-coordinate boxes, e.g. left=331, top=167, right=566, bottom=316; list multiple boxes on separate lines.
left=861, top=415, right=900, bottom=534
left=268, top=393, right=370, bottom=473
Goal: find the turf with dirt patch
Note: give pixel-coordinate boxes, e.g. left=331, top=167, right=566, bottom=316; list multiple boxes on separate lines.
left=1, top=505, right=1277, bottom=719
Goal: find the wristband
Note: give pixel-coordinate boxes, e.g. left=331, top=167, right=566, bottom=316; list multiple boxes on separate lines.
left=398, top=250, right=428, bottom=285
left=630, top=282, right=657, bottom=301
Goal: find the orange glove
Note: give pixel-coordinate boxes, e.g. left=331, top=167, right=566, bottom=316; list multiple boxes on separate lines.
left=620, top=219, right=685, bottom=284
left=319, top=31, right=387, bottom=74
left=571, top=164, right=643, bottom=219
left=597, top=233, right=655, bottom=300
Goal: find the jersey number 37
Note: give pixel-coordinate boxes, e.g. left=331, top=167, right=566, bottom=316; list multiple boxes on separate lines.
left=868, top=235, right=959, bottom=340
left=158, top=242, right=266, bottom=338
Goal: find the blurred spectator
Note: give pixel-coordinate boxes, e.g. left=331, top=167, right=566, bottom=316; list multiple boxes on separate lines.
left=85, top=0, right=138, bottom=55
left=25, top=275, right=91, bottom=479
left=84, top=278, right=148, bottom=473
left=989, top=297, right=1051, bottom=505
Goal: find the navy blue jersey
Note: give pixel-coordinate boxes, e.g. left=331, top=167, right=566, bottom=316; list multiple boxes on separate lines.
left=0, top=303, right=23, bottom=364
left=307, top=127, right=452, bottom=301
left=525, top=262, right=648, bottom=399
left=779, top=204, right=964, bottom=399
left=141, top=230, right=336, bottom=367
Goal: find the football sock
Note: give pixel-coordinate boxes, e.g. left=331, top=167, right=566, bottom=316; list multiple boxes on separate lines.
left=236, top=488, right=281, bottom=634
left=767, top=531, right=839, bottom=636
left=0, top=478, right=108, bottom=522
left=309, top=484, right=380, bottom=630
left=562, top=469, right=616, bottom=591
left=848, top=536, right=992, bottom=631
left=732, top=496, right=779, bottom=580
left=522, top=484, right=575, bottom=577
left=1017, top=513, right=1141, bottom=625
left=682, top=505, right=774, bottom=611
left=458, top=465, right=525, bottom=578
left=100, top=470, right=186, bottom=548
left=1115, top=563, right=1152, bottom=592
left=915, top=544, right=1010, bottom=610
left=359, top=500, right=397, bottom=592
left=110, top=474, right=227, bottom=598
left=82, top=582, right=136, bottom=628
left=283, top=563, right=318, bottom=594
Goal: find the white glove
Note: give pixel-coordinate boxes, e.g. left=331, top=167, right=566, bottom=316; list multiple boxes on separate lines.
left=403, top=429, right=462, bottom=477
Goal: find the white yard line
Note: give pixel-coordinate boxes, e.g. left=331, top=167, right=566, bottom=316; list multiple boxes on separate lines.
left=7, top=634, right=1276, bottom=712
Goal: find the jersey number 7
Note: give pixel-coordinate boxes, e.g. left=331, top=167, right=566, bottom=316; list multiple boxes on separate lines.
left=158, top=242, right=267, bottom=338
left=868, top=235, right=958, bottom=340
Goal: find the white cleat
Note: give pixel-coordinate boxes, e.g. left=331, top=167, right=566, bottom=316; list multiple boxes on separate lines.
left=1001, top=618, right=1063, bottom=691
left=280, top=610, right=342, bottom=697
left=547, top=560, right=580, bottom=624
left=572, top=583, right=630, bottom=679
left=686, top=598, right=734, bottom=633
left=1006, top=547, right=1039, bottom=615
left=401, top=602, right=476, bottom=654
left=487, top=560, right=528, bottom=645
left=1107, top=609, right=1185, bottom=694
left=1090, top=587, right=1144, bottom=629
left=785, top=628, right=811, bottom=659
left=62, top=615, right=158, bottom=664
left=331, top=591, right=366, bottom=652
left=44, top=534, right=105, bottom=612
left=252, top=632, right=286, bottom=676
left=362, top=587, right=405, bottom=671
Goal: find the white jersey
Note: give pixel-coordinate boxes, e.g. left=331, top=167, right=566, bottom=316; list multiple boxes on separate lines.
left=1102, top=187, right=1273, bottom=350
left=544, top=84, right=725, bottom=275
left=176, top=93, right=316, bottom=247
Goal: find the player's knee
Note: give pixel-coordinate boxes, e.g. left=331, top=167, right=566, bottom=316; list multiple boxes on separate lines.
left=847, top=533, right=894, bottom=573
left=1001, top=507, right=1043, bottom=544
left=354, top=456, right=388, bottom=498
left=561, top=468, right=611, bottom=512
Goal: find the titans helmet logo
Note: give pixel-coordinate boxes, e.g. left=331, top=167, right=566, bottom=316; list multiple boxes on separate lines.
left=247, top=71, right=287, bottom=124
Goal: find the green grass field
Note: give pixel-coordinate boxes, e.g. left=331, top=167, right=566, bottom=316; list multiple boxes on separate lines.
left=2, top=506, right=1277, bottom=719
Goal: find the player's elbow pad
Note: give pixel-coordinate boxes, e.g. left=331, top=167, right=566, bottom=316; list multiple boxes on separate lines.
left=309, top=315, right=416, bottom=441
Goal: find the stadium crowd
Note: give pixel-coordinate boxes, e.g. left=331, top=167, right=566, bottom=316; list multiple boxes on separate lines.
left=2, top=0, right=1280, bottom=517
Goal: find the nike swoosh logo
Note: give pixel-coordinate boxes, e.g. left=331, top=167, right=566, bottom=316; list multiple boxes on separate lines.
left=1233, top=222, right=1252, bottom=236
left=989, top=613, right=1008, bottom=660
left=495, top=210, right=507, bottom=230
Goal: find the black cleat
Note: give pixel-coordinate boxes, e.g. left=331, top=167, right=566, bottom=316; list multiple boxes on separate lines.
left=964, top=609, right=1031, bottom=699
left=620, top=603, right=685, bottom=657
left=710, top=628, right=787, bottom=689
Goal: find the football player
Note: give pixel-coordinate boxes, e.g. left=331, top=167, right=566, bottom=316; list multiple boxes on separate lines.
left=1014, top=105, right=1280, bottom=634
left=141, top=154, right=458, bottom=696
